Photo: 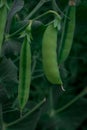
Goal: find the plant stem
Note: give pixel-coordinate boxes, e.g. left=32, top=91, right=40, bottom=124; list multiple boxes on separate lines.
left=51, top=0, right=71, bottom=20
left=55, top=87, right=87, bottom=114
left=20, top=109, right=23, bottom=118
left=0, top=103, right=4, bottom=130
left=51, top=0, right=58, bottom=12
left=33, top=10, right=61, bottom=21
left=25, top=0, right=50, bottom=20
left=51, top=0, right=65, bottom=16
left=3, top=109, right=18, bottom=114
left=5, top=21, right=28, bottom=39
left=49, top=87, right=59, bottom=130
left=6, top=98, right=46, bottom=127
left=13, top=56, right=20, bottom=63
left=49, top=87, right=55, bottom=117
left=32, top=73, right=44, bottom=80
left=31, top=55, right=38, bottom=75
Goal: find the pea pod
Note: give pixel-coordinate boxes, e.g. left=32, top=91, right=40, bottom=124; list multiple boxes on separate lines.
left=42, top=23, right=62, bottom=85
left=0, top=4, right=7, bottom=56
left=58, top=0, right=76, bottom=64
left=18, top=36, right=31, bottom=110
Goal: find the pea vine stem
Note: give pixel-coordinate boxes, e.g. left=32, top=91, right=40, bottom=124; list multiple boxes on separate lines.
left=0, top=104, right=3, bottom=130
left=55, top=87, right=87, bottom=114
left=32, top=73, right=44, bottom=80
left=33, top=10, right=61, bottom=21
left=31, top=53, right=39, bottom=74
left=49, top=87, right=59, bottom=130
left=6, top=10, right=61, bottom=39
left=6, top=98, right=46, bottom=127
left=3, top=109, right=18, bottom=114
left=49, top=87, right=55, bottom=117
left=24, top=0, right=50, bottom=20
left=51, top=0, right=58, bottom=11
left=51, top=0, right=69, bottom=18
left=0, top=104, right=6, bottom=130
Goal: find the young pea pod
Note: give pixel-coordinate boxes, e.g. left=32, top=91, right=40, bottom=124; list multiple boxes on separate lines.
left=42, top=23, right=62, bottom=85
left=58, top=0, right=76, bottom=64
left=18, top=36, right=31, bottom=110
left=0, top=4, right=7, bottom=56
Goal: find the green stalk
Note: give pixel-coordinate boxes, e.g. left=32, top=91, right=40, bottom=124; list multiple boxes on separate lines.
left=49, top=87, right=55, bottom=117
left=0, top=104, right=5, bottom=130
left=49, top=87, right=58, bottom=130
left=25, top=0, right=50, bottom=20
left=55, top=87, right=87, bottom=114
left=34, top=10, right=61, bottom=21
left=6, top=98, right=46, bottom=127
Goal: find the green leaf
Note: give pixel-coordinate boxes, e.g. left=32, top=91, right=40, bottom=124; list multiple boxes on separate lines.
left=0, top=57, right=18, bottom=98
left=2, top=40, right=21, bottom=57
left=54, top=18, right=61, bottom=30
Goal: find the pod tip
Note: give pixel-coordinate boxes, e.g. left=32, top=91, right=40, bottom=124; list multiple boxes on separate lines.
left=44, top=98, right=46, bottom=102
left=61, top=85, right=66, bottom=91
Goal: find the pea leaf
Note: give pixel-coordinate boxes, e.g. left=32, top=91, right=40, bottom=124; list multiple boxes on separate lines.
left=0, top=57, right=18, bottom=99
left=54, top=18, right=61, bottom=30
left=2, top=40, right=21, bottom=57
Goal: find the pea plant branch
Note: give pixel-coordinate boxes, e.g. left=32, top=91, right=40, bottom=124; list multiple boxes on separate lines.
left=51, top=0, right=70, bottom=18
left=33, top=10, right=61, bottom=21
left=49, top=87, right=55, bottom=117
left=0, top=104, right=3, bottom=130
left=5, top=98, right=46, bottom=127
left=31, top=52, right=39, bottom=74
left=55, top=87, right=87, bottom=114
left=24, top=0, right=51, bottom=20
left=48, top=87, right=59, bottom=130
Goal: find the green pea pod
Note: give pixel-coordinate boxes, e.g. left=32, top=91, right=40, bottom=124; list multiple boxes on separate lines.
left=58, top=0, right=76, bottom=64
left=42, top=23, right=62, bottom=85
left=18, top=36, right=31, bottom=110
left=0, top=4, right=7, bottom=56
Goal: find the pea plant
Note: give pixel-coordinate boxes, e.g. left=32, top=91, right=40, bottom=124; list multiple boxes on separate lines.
left=0, top=0, right=87, bottom=130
